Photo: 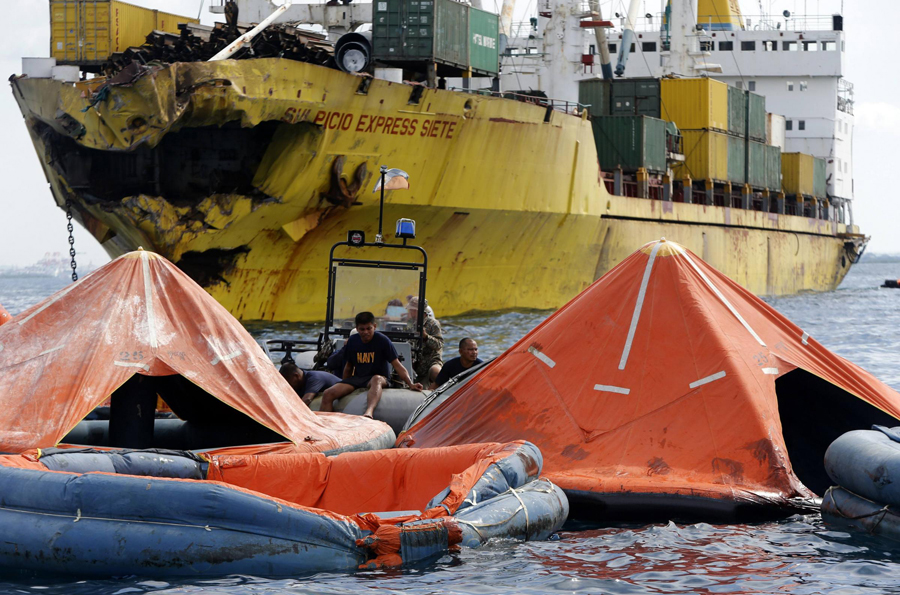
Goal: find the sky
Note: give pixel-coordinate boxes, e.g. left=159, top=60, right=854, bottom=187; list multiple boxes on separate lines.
left=0, top=0, right=896, bottom=268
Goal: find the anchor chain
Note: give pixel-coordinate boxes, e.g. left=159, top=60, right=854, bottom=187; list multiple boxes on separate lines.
left=65, top=199, right=78, bottom=282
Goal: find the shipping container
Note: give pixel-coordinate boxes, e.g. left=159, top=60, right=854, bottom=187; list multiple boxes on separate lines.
left=782, top=152, right=815, bottom=196
left=747, top=92, right=767, bottom=142
left=766, top=113, right=786, bottom=150
left=814, top=157, right=827, bottom=199
left=746, top=140, right=768, bottom=189
left=674, top=129, right=730, bottom=182
left=611, top=78, right=661, bottom=117
left=727, top=85, right=746, bottom=137
left=590, top=115, right=667, bottom=174
left=372, top=0, right=500, bottom=76
left=660, top=77, right=728, bottom=132
left=578, top=79, right=610, bottom=117
left=727, top=134, right=745, bottom=184
left=766, top=144, right=782, bottom=191
left=50, top=0, right=198, bottom=66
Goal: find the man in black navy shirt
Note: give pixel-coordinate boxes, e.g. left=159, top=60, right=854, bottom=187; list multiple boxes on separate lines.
left=321, top=311, right=422, bottom=418
left=433, top=338, right=483, bottom=387
left=279, top=362, right=341, bottom=407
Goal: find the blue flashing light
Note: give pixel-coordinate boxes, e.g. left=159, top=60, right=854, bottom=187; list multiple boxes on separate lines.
left=395, top=218, right=416, bottom=239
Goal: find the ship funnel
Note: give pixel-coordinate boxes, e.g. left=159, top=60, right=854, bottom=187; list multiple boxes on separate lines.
left=335, top=31, right=373, bottom=73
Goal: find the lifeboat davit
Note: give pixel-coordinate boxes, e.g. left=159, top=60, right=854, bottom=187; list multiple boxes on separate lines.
left=400, top=239, right=900, bottom=520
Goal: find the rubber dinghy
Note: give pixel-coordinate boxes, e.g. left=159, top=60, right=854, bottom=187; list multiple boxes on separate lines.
left=0, top=440, right=567, bottom=577
left=821, top=427, right=900, bottom=540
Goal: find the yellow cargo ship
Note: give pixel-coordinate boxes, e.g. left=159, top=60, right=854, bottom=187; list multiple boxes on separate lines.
left=10, top=55, right=865, bottom=322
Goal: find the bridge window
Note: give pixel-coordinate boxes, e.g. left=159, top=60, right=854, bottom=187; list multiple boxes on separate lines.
left=700, top=40, right=712, bottom=52
left=783, top=41, right=797, bottom=51
left=822, top=41, right=837, bottom=51
left=608, top=43, right=617, bottom=53
left=719, top=41, right=733, bottom=51
left=741, top=41, right=756, bottom=51
left=642, top=41, right=657, bottom=52
left=803, top=41, right=818, bottom=51
left=763, top=40, right=777, bottom=51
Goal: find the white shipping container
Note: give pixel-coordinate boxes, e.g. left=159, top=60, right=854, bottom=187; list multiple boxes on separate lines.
left=51, top=65, right=80, bottom=82
left=767, top=113, right=786, bottom=151
left=22, top=57, right=57, bottom=78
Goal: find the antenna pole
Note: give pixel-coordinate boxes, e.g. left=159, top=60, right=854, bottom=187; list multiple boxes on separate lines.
left=377, top=165, right=386, bottom=243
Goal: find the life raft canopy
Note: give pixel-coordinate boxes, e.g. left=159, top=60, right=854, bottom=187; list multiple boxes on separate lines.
left=399, top=238, right=900, bottom=520
left=0, top=250, right=392, bottom=454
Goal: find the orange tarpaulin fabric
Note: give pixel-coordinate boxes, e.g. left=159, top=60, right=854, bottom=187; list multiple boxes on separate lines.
left=399, top=240, right=900, bottom=506
left=205, top=441, right=528, bottom=517
left=0, top=250, right=387, bottom=453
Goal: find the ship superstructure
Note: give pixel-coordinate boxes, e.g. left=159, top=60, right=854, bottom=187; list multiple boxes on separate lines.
left=501, top=1, right=855, bottom=223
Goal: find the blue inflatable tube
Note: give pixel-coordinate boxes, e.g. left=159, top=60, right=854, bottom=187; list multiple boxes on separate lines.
left=824, top=427, right=900, bottom=506
left=821, top=486, right=900, bottom=542
left=0, top=441, right=568, bottom=577
left=0, top=465, right=365, bottom=577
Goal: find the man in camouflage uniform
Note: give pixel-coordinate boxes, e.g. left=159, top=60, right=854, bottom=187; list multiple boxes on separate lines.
left=406, top=296, right=443, bottom=387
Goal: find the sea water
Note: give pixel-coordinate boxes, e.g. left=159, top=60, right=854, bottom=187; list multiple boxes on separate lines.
left=1, top=262, right=899, bottom=594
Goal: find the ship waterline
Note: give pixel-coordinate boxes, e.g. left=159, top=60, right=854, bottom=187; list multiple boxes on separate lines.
left=11, top=58, right=857, bottom=321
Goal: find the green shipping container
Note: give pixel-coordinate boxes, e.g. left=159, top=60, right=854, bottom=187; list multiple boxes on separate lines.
left=727, top=134, right=745, bottom=184
left=591, top=115, right=667, bottom=174
left=746, top=140, right=767, bottom=188
left=469, top=8, right=499, bottom=74
left=372, top=0, right=499, bottom=76
left=747, top=92, right=767, bottom=142
left=578, top=79, right=610, bottom=117
left=727, top=86, right=747, bottom=137
left=611, top=78, right=661, bottom=117
left=766, top=145, right=782, bottom=191
left=813, top=157, right=827, bottom=198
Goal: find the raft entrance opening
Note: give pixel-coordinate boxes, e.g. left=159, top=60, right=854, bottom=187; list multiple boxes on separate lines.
left=64, top=374, right=284, bottom=450
left=775, top=369, right=899, bottom=496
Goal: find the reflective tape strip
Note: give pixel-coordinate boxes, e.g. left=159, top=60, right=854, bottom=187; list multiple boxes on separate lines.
left=674, top=246, right=766, bottom=348
left=594, top=384, right=630, bottom=395
left=141, top=251, right=158, bottom=349
left=114, top=361, right=150, bottom=372
left=527, top=346, right=556, bottom=368
left=689, top=370, right=726, bottom=389
left=210, top=350, right=241, bottom=366
left=18, top=280, right=81, bottom=326
left=38, top=345, right=64, bottom=357
left=762, top=368, right=779, bottom=375
left=801, top=332, right=809, bottom=345
left=619, top=240, right=663, bottom=370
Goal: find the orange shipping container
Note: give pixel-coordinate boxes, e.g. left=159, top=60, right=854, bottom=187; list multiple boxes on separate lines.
left=50, top=0, right=198, bottom=65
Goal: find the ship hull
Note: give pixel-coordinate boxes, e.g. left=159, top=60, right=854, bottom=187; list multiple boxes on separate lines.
left=11, top=59, right=857, bottom=321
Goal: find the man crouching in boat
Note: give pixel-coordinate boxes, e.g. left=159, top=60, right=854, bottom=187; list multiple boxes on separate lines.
left=321, top=311, right=423, bottom=418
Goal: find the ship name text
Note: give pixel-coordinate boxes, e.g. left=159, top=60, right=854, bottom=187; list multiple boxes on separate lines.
left=281, top=108, right=458, bottom=139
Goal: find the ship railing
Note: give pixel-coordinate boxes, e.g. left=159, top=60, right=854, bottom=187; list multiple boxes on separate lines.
left=448, top=87, right=588, bottom=115
left=838, top=78, right=854, bottom=115
left=518, top=10, right=841, bottom=34
left=740, top=14, right=841, bottom=32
